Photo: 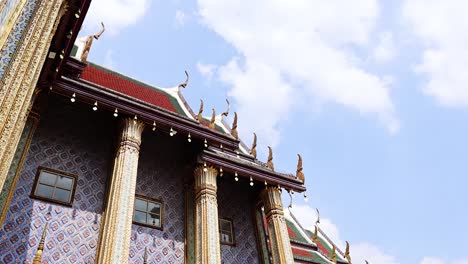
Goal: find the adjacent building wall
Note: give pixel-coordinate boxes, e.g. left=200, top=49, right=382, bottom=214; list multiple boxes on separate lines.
left=0, top=98, right=115, bottom=263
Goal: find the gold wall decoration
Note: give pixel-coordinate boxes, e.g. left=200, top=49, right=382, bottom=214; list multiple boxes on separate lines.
left=0, top=0, right=28, bottom=50
left=96, top=118, right=145, bottom=264
left=194, top=165, right=221, bottom=264
left=261, top=186, right=294, bottom=264
left=0, top=0, right=67, bottom=193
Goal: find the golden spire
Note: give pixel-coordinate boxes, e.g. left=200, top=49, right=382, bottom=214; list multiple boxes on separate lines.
left=330, top=244, right=337, bottom=263
left=209, top=108, right=216, bottom=129
left=231, top=112, right=238, bottom=139
left=296, top=154, right=305, bottom=183
left=312, top=225, right=318, bottom=243
left=345, top=241, right=352, bottom=264
left=266, top=146, right=274, bottom=170
left=178, top=70, right=189, bottom=89
left=32, top=223, right=48, bottom=264
left=221, top=99, right=230, bottom=117
left=143, top=247, right=148, bottom=264
left=196, top=99, right=204, bottom=121
left=250, top=133, right=257, bottom=158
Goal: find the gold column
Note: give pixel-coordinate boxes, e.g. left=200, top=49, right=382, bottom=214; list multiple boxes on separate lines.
left=194, top=166, right=221, bottom=264
left=261, top=186, right=294, bottom=264
left=0, top=0, right=67, bottom=192
left=97, top=118, right=145, bottom=264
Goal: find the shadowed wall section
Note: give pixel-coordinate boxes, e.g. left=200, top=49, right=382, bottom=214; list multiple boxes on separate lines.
left=0, top=98, right=114, bottom=263
left=218, top=178, right=260, bottom=264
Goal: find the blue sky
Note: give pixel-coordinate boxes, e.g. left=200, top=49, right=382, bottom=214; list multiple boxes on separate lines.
left=80, top=1, right=468, bottom=263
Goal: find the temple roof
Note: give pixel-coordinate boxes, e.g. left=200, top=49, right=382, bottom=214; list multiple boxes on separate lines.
left=285, top=211, right=348, bottom=264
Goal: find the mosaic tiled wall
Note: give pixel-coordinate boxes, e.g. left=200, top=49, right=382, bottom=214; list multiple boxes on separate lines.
left=129, top=133, right=193, bottom=264
left=218, top=178, right=260, bottom=264
left=0, top=0, right=38, bottom=79
left=0, top=98, right=115, bottom=263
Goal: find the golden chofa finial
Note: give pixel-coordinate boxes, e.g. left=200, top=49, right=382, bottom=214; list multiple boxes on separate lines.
left=266, top=146, right=274, bottom=170
left=209, top=108, right=216, bottom=129
left=33, top=223, right=48, bottom=264
left=178, top=70, right=189, bottom=89
left=250, top=133, right=257, bottom=158
left=296, top=154, right=305, bottom=183
left=221, top=99, right=230, bottom=117
left=312, top=225, right=318, bottom=243
left=196, top=99, right=204, bottom=121
left=231, top=112, right=238, bottom=139
left=315, top=208, right=320, bottom=224
left=143, top=247, right=148, bottom=264
left=81, top=22, right=105, bottom=62
left=345, top=241, right=352, bottom=264
left=330, top=244, right=337, bottom=263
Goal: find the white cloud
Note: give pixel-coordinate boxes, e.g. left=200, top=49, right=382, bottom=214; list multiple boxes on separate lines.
left=291, top=204, right=398, bottom=264
left=83, top=0, right=150, bottom=36
left=197, top=0, right=398, bottom=147
left=403, top=0, right=468, bottom=107
left=103, top=49, right=116, bottom=69
left=196, top=62, right=216, bottom=80
left=373, top=32, right=396, bottom=63
left=175, top=10, right=187, bottom=27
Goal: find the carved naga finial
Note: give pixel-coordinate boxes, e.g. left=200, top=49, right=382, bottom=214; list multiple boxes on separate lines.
left=330, top=245, right=337, bottom=263
left=315, top=208, right=320, bottom=224
left=196, top=99, right=204, bottom=121
left=312, top=225, right=318, bottom=243
left=250, top=133, right=257, bottom=158
left=32, top=223, right=48, bottom=264
left=209, top=108, right=216, bottom=129
left=81, top=22, right=105, bottom=62
left=345, top=241, right=352, bottom=264
left=178, top=70, right=189, bottom=89
left=296, top=154, right=305, bottom=183
left=221, top=99, right=230, bottom=117
left=231, top=112, right=238, bottom=139
left=266, top=146, right=274, bottom=170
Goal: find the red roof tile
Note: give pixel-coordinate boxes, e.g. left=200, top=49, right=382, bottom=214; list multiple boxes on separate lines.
left=81, top=64, right=180, bottom=114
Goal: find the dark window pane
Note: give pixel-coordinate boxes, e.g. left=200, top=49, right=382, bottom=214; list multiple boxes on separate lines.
left=134, top=211, right=146, bottom=224
left=135, top=198, right=147, bottom=211
left=39, top=172, right=57, bottom=186
left=53, top=188, right=71, bottom=202
left=36, top=184, right=54, bottom=199
left=56, top=176, right=73, bottom=189
left=221, top=220, right=231, bottom=232
left=148, top=203, right=160, bottom=215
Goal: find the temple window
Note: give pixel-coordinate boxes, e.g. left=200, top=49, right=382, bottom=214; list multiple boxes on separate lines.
left=132, top=195, right=163, bottom=229
left=31, top=167, right=78, bottom=206
left=219, top=218, right=235, bottom=245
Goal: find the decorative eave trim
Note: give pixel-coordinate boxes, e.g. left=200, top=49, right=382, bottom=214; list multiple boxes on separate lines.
left=199, top=148, right=306, bottom=192
left=54, top=76, right=240, bottom=149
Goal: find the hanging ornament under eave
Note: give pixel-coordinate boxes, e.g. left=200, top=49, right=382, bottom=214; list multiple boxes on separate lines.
left=152, top=121, right=156, bottom=131
left=204, top=139, right=208, bottom=148
left=304, top=192, right=308, bottom=202
left=113, top=108, right=118, bottom=117
left=219, top=167, right=223, bottom=177
left=250, top=176, right=254, bottom=186
left=203, top=162, right=207, bottom=172
left=70, top=93, right=76, bottom=103
left=169, top=127, right=177, bottom=136
left=92, top=101, right=98, bottom=111
left=234, top=172, right=238, bottom=181
left=187, top=133, right=191, bottom=142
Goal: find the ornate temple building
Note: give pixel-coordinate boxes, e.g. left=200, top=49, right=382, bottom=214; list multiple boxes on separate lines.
left=0, top=0, right=356, bottom=263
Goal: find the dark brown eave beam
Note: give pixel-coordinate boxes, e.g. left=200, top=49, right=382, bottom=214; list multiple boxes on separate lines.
left=200, top=150, right=306, bottom=192
left=54, top=76, right=240, bottom=149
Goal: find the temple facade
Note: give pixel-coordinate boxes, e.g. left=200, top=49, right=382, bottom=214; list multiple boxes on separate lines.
left=0, top=1, right=355, bottom=263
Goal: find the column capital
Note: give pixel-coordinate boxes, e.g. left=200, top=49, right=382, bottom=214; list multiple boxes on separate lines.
left=261, top=186, right=284, bottom=217
left=118, top=118, right=145, bottom=151
left=193, top=165, right=218, bottom=195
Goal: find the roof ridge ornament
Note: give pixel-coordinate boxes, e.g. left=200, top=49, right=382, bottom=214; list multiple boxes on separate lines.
left=250, top=133, right=257, bottom=158
left=330, top=245, right=337, bottom=263
left=196, top=99, right=203, bottom=121
left=209, top=108, right=216, bottom=129
left=221, top=99, right=230, bottom=117
left=345, top=241, right=352, bottom=264
left=178, top=70, right=189, bottom=89
left=231, top=112, right=238, bottom=139
left=267, top=146, right=274, bottom=170
left=315, top=208, right=320, bottom=224
left=312, top=225, right=319, bottom=243
left=296, top=154, right=305, bottom=183
left=81, top=22, right=105, bottom=62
